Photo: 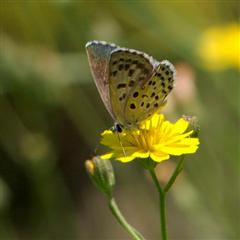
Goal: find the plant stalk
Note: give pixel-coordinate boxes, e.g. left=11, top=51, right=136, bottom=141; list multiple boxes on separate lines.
left=108, top=197, right=145, bottom=240
left=149, top=168, right=168, bottom=240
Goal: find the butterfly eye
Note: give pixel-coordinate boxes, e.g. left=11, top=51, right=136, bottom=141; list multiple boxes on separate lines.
left=115, top=123, right=123, bottom=133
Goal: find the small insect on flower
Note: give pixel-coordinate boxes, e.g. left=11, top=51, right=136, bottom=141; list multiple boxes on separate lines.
left=100, top=114, right=200, bottom=163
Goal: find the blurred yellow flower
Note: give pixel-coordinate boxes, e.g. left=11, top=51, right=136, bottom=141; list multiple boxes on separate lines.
left=100, top=114, right=200, bottom=163
left=198, top=23, right=240, bottom=70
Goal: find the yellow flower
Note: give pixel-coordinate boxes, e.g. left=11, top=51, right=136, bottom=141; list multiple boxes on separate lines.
left=197, top=23, right=240, bottom=70
left=100, top=114, right=200, bottom=163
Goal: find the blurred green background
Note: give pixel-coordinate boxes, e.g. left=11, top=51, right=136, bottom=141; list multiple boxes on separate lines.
left=0, top=1, right=239, bottom=239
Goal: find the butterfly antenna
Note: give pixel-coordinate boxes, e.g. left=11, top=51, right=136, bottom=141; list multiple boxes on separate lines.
left=116, top=131, right=126, bottom=157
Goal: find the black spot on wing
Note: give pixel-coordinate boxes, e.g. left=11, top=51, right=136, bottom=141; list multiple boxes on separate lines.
left=125, top=64, right=130, bottom=70
left=118, top=64, right=124, bottom=70
left=133, top=92, right=139, bottom=98
left=112, top=70, right=118, bottom=76
left=128, top=80, right=135, bottom=87
left=117, top=83, right=127, bottom=89
left=130, top=103, right=136, bottom=109
left=128, top=69, right=135, bottom=77
left=151, top=92, right=155, bottom=97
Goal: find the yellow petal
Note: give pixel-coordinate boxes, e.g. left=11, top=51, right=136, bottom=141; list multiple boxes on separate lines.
left=101, top=152, right=113, bottom=160
left=132, top=151, right=149, bottom=159
left=116, top=155, right=136, bottom=162
left=100, top=131, right=119, bottom=146
left=150, top=152, right=170, bottom=162
left=161, top=138, right=199, bottom=155
left=162, top=130, right=194, bottom=145
left=173, top=118, right=189, bottom=134
left=101, top=130, right=115, bottom=136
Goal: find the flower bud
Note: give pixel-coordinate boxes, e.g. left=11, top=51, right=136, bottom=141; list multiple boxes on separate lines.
left=85, top=156, right=115, bottom=197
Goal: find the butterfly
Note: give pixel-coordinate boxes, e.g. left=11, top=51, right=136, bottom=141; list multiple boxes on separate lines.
left=86, top=40, right=176, bottom=132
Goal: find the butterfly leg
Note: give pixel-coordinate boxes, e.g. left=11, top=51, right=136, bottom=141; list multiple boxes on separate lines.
left=116, top=131, right=126, bottom=157
left=94, top=142, right=100, bottom=155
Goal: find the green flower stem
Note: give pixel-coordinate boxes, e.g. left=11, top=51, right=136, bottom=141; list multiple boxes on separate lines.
left=149, top=168, right=168, bottom=240
left=164, top=156, right=185, bottom=193
left=108, top=197, right=145, bottom=240
left=149, top=156, right=186, bottom=239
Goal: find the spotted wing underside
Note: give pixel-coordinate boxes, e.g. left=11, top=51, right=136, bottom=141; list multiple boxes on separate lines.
left=123, top=60, right=175, bottom=126
left=109, top=48, right=175, bottom=127
left=108, top=48, right=155, bottom=126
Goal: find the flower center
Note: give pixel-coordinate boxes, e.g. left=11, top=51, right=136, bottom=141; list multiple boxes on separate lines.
left=131, top=128, right=161, bottom=152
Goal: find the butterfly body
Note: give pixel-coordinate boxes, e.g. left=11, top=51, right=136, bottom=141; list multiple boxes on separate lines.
left=86, top=40, right=175, bottom=129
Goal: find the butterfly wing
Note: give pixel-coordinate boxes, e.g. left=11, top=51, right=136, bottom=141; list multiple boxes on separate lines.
left=108, top=48, right=155, bottom=126
left=123, top=60, right=175, bottom=126
left=86, top=41, right=176, bottom=128
left=86, top=41, right=118, bottom=118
